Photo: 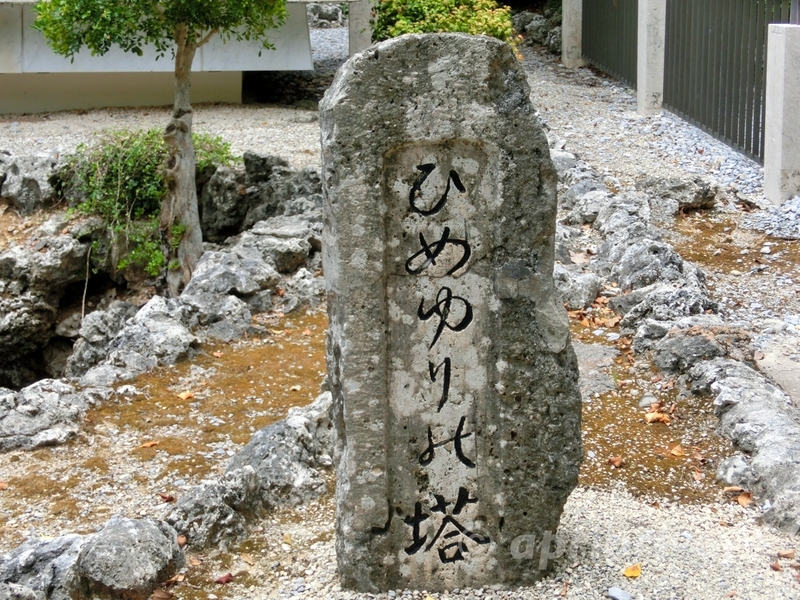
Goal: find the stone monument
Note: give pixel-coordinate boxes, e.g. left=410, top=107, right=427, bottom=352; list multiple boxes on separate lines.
left=320, top=33, right=582, bottom=592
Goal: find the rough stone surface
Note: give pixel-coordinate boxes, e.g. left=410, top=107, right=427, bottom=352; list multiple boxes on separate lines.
left=65, top=301, right=138, bottom=377
left=77, top=517, right=184, bottom=600
left=636, top=175, right=722, bottom=212
left=553, top=263, right=603, bottom=309
left=320, top=34, right=582, bottom=591
left=0, top=379, right=92, bottom=452
left=226, top=392, right=333, bottom=509
left=166, top=393, right=332, bottom=549
left=0, top=534, right=84, bottom=600
left=653, top=325, right=752, bottom=374
left=166, top=467, right=260, bottom=549
left=0, top=154, right=60, bottom=215
left=689, top=358, right=800, bottom=533
left=524, top=14, right=551, bottom=45
left=231, top=216, right=322, bottom=274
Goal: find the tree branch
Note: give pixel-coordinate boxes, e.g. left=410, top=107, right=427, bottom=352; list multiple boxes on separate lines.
left=197, top=28, right=219, bottom=48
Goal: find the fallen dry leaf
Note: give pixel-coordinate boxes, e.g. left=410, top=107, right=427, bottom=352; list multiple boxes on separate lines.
left=724, top=486, right=744, bottom=493
left=289, top=385, right=302, bottom=392
left=560, top=581, right=569, bottom=596
left=725, top=592, right=737, bottom=598
left=159, top=493, right=176, bottom=503
left=651, top=374, right=663, bottom=383
left=139, top=441, right=159, bottom=449
left=177, top=390, right=194, bottom=401
left=778, top=550, right=796, bottom=559
left=302, top=329, right=312, bottom=336
left=0, top=481, right=8, bottom=491
left=163, top=573, right=185, bottom=586
left=623, top=563, right=642, bottom=578
left=608, top=456, right=624, bottom=468
left=215, top=573, right=234, bottom=584
left=738, top=492, right=753, bottom=508
left=212, top=351, right=224, bottom=358
left=770, top=562, right=783, bottom=572
left=788, top=561, right=800, bottom=569
left=241, top=553, right=255, bottom=566
left=177, top=535, right=187, bottom=547
left=670, top=444, right=687, bottom=457
left=152, top=590, right=174, bottom=600
left=283, top=532, right=293, bottom=545
left=645, top=412, right=671, bottom=424
left=190, top=558, right=202, bottom=567
left=276, top=288, right=285, bottom=297
left=692, top=468, right=705, bottom=482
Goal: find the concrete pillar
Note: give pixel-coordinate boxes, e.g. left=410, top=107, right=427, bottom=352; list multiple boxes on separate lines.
left=637, top=0, right=666, bottom=115
left=348, top=0, right=372, bottom=56
left=561, top=0, right=585, bottom=68
left=764, top=25, right=800, bottom=205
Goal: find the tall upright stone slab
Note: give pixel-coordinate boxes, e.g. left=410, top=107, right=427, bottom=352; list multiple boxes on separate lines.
left=320, top=34, right=582, bottom=592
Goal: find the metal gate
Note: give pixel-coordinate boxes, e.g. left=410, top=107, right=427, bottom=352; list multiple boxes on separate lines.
left=582, top=0, right=639, bottom=88
left=663, top=0, right=794, bottom=163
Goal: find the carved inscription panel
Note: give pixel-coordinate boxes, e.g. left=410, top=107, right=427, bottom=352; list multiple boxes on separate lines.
left=379, top=141, right=499, bottom=574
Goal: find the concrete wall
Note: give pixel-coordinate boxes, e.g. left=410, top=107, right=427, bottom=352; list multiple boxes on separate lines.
left=0, top=1, right=313, bottom=114
left=764, top=24, right=800, bottom=205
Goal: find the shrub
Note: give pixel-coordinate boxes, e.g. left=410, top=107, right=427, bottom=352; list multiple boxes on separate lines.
left=372, top=0, right=517, bottom=45
left=62, top=128, right=234, bottom=277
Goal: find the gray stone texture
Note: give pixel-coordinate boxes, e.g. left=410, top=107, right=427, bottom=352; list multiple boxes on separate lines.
left=689, top=358, right=800, bottom=533
left=0, top=379, right=93, bottom=452
left=77, top=517, right=184, bottom=600
left=320, top=34, right=582, bottom=591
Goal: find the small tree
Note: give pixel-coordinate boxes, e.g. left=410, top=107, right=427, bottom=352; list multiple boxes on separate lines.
left=35, top=0, right=286, bottom=296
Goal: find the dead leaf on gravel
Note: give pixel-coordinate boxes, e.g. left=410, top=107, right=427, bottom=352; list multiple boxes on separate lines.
left=770, top=562, right=783, bottom=571
left=215, top=573, right=234, bottom=584
left=724, top=486, right=744, bottom=493
left=152, top=590, right=174, bottom=599
left=670, top=444, right=687, bottom=457
left=212, top=351, right=224, bottom=358
left=159, top=493, right=176, bottom=503
left=241, top=553, right=255, bottom=566
left=623, top=563, right=642, bottom=578
left=289, top=385, right=301, bottom=392
left=645, top=412, right=670, bottom=424
left=189, top=558, right=202, bottom=567
left=163, top=573, right=185, bottom=586
left=788, top=561, right=800, bottom=569
left=176, top=390, right=194, bottom=400
left=692, top=468, right=705, bottom=482
left=737, top=492, right=753, bottom=508
left=139, top=441, right=159, bottom=449
left=608, top=456, right=624, bottom=468
left=725, top=592, right=737, bottom=598
left=778, top=550, right=796, bottom=559
left=283, top=532, right=293, bottom=545
left=0, top=481, right=8, bottom=491
left=302, top=329, right=312, bottom=336
left=177, top=535, right=187, bottom=547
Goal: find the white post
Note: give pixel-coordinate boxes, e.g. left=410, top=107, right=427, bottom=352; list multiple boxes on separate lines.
left=637, top=0, right=666, bottom=115
left=348, top=0, right=372, bottom=56
left=764, top=24, right=800, bottom=205
left=561, top=0, right=585, bottom=68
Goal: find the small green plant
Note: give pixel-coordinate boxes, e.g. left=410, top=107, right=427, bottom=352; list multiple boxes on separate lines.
left=61, top=128, right=234, bottom=278
left=372, top=0, right=517, bottom=46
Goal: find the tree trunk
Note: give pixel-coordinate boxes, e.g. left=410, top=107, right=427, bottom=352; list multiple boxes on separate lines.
left=161, top=24, right=203, bottom=297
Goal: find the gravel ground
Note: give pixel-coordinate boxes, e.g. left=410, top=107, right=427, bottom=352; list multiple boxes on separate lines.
left=2, top=31, right=800, bottom=600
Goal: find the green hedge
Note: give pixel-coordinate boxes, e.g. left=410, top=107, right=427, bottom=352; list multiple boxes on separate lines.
left=373, top=0, right=517, bottom=45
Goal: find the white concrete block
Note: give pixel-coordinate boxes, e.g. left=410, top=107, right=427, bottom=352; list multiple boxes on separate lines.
left=561, top=0, right=585, bottom=68
left=348, top=0, right=372, bottom=56
left=637, top=0, right=666, bottom=116
left=764, top=24, right=800, bottom=205
left=0, top=3, right=22, bottom=73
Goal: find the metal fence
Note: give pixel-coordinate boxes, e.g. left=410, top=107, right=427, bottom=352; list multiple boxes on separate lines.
left=663, top=0, right=794, bottom=163
left=582, top=0, right=639, bottom=88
